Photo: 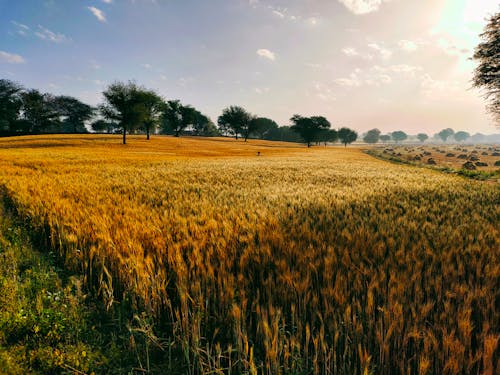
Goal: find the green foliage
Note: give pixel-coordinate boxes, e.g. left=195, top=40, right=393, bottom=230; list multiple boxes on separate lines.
left=379, top=134, right=391, bottom=143
left=250, top=117, right=278, bottom=139
left=417, top=133, right=428, bottom=143
left=454, top=131, right=470, bottom=142
left=53, top=96, right=94, bottom=134
left=363, top=128, right=381, bottom=144
left=290, top=114, right=331, bottom=147
left=391, top=130, right=407, bottom=143
left=19, top=90, right=60, bottom=134
left=338, top=126, right=358, bottom=146
left=0, top=79, right=23, bottom=134
left=437, top=128, right=454, bottom=142
left=218, top=105, right=253, bottom=140
left=472, top=10, right=500, bottom=124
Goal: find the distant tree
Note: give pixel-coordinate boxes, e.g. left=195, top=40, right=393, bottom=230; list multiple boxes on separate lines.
left=20, top=90, right=60, bottom=134
left=250, top=117, right=278, bottom=139
left=290, top=115, right=331, bottom=147
left=317, top=128, right=338, bottom=146
left=338, top=127, right=358, bottom=147
left=437, top=128, right=454, bottom=142
left=380, top=134, right=391, bottom=143
left=54, top=96, right=94, bottom=133
left=0, top=79, right=23, bottom=133
left=136, top=90, right=164, bottom=140
left=100, top=81, right=148, bottom=144
left=161, top=100, right=183, bottom=136
left=218, top=106, right=253, bottom=140
left=195, top=114, right=220, bottom=137
left=472, top=10, right=500, bottom=125
left=363, top=128, right=381, bottom=144
left=417, top=133, right=429, bottom=143
left=91, top=119, right=117, bottom=133
left=391, top=131, right=408, bottom=143
left=264, top=125, right=302, bottom=143
left=454, top=131, right=470, bottom=143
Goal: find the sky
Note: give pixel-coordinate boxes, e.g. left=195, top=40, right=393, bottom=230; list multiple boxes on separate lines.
left=0, top=0, right=498, bottom=135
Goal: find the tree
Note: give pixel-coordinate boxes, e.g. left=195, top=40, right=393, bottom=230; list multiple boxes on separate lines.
left=0, top=79, right=23, bottom=134
left=100, top=81, right=147, bottom=144
left=249, top=117, right=278, bottom=139
left=290, top=115, right=331, bottom=147
left=264, top=125, right=303, bottom=143
left=54, top=96, right=94, bottom=133
left=417, top=133, right=428, bottom=143
left=380, top=134, right=391, bottom=143
left=317, top=128, right=338, bottom=146
left=338, top=127, right=358, bottom=147
left=363, top=128, right=381, bottom=144
left=218, top=106, right=253, bottom=140
left=472, top=10, right=500, bottom=125
left=161, top=100, right=183, bottom=136
left=391, top=131, right=407, bottom=143
left=136, top=90, right=164, bottom=140
left=191, top=113, right=219, bottom=136
left=20, top=90, right=60, bottom=134
left=91, top=119, right=118, bottom=133
left=454, top=131, right=470, bottom=143
left=437, top=128, right=454, bottom=142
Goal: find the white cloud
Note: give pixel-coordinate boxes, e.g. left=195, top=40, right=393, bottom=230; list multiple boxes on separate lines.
left=389, top=64, right=422, bottom=76
left=335, top=71, right=362, bottom=87
left=398, top=40, right=418, bottom=52
left=0, top=51, right=26, bottom=64
left=254, top=87, right=270, bottom=94
left=368, top=43, right=392, bottom=60
left=256, top=48, right=276, bottom=61
left=337, top=0, right=390, bottom=15
left=87, top=6, right=106, bottom=22
left=342, top=47, right=359, bottom=57
left=142, top=63, right=152, bottom=69
left=11, top=21, right=30, bottom=36
left=102, top=0, right=113, bottom=3
left=34, top=25, right=69, bottom=43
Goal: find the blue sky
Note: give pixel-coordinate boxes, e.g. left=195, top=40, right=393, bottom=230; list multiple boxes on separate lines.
left=0, top=0, right=498, bottom=134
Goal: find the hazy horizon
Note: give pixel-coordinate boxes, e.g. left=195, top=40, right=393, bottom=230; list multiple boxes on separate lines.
left=1, top=0, right=499, bottom=135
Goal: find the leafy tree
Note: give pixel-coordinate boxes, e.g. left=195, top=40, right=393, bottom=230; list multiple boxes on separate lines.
left=100, top=81, right=148, bottom=144
left=290, top=115, right=331, bottom=147
left=472, top=10, right=500, bottom=124
left=391, top=131, right=407, bottom=143
left=218, top=106, right=253, bottom=141
left=316, top=128, right=338, bottom=146
left=0, top=79, right=23, bottom=133
left=136, top=90, right=164, bottom=140
left=54, top=96, right=94, bottom=133
left=20, top=90, right=60, bottom=134
left=454, top=131, right=470, bottom=143
left=191, top=113, right=219, bottom=136
left=250, top=117, right=278, bottom=139
left=264, top=125, right=302, bottom=143
left=417, top=133, right=429, bottom=143
left=380, top=134, right=391, bottom=143
left=161, top=100, right=183, bottom=136
left=338, top=127, right=358, bottom=147
left=91, top=119, right=118, bottom=133
left=363, top=128, right=381, bottom=144
left=437, top=128, right=454, bottom=142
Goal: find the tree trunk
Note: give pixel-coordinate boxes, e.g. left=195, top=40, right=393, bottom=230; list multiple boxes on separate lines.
left=123, top=126, right=127, bottom=144
left=307, top=141, right=311, bottom=148
left=147, top=126, right=150, bottom=140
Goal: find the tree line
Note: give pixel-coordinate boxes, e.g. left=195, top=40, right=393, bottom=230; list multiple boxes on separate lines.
left=362, top=128, right=474, bottom=144
left=0, top=79, right=359, bottom=146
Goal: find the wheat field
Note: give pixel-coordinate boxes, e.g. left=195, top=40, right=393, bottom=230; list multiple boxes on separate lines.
left=0, top=135, right=498, bottom=374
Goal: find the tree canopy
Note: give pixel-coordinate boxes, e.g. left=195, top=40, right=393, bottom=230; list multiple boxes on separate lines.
left=338, top=127, right=358, bottom=147
left=100, top=81, right=148, bottom=144
left=363, top=128, right=381, bottom=144
left=454, top=131, right=470, bottom=143
left=472, top=10, right=500, bottom=125
left=391, top=131, right=407, bottom=143
left=417, top=133, right=429, bottom=143
left=290, top=115, right=331, bottom=147
left=437, top=128, right=454, bottom=142
left=218, top=106, right=253, bottom=141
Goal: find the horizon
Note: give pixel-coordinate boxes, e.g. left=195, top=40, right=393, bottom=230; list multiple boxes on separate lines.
left=1, top=0, right=499, bottom=135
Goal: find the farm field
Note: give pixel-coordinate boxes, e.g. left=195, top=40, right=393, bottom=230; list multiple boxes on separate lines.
left=368, top=144, right=500, bottom=180
left=0, top=135, right=498, bottom=374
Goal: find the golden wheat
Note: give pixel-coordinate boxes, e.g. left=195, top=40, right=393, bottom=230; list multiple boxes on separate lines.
left=0, top=134, right=498, bottom=374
